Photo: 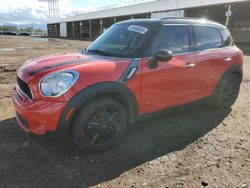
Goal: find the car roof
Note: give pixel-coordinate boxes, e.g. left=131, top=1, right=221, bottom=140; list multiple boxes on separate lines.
left=117, top=17, right=227, bottom=30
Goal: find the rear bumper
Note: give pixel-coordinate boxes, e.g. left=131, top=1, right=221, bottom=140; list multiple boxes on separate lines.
left=12, top=88, right=67, bottom=135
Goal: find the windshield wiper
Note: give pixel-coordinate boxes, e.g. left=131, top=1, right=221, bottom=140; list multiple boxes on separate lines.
left=87, top=49, right=112, bottom=56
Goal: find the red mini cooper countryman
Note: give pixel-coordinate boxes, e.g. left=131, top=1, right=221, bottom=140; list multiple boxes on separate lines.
left=12, top=18, right=243, bottom=152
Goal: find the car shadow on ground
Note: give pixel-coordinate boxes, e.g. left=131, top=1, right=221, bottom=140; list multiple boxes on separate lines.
left=0, top=103, right=231, bottom=188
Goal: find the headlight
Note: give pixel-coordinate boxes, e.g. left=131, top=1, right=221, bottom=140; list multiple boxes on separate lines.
left=40, top=71, right=79, bottom=97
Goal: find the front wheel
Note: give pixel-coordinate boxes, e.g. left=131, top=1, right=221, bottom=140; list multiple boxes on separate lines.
left=212, top=73, right=241, bottom=108
left=72, top=97, right=127, bottom=152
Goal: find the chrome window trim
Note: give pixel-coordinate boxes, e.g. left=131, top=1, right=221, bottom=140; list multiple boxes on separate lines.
left=163, top=24, right=189, bottom=26
left=192, top=45, right=235, bottom=53
left=143, top=45, right=235, bottom=59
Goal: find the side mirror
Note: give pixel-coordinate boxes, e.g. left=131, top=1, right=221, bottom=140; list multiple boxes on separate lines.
left=148, top=49, right=173, bottom=69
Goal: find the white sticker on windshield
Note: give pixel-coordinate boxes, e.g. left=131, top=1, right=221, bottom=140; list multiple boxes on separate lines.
left=127, top=25, right=148, bottom=34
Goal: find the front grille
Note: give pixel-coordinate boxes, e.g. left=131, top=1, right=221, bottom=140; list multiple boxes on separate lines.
left=17, top=77, right=33, bottom=100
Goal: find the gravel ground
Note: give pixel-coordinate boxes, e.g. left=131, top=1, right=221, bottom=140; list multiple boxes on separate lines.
left=0, top=35, right=249, bottom=188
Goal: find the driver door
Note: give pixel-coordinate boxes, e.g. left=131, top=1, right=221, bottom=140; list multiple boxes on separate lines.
left=140, top=25, right=198, bottom=115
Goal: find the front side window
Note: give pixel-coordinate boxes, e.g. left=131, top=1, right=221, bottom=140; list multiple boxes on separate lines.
left=221, top=29, right=234, bottom=46
left=146, top=25, right=190, bottom=56
left=86, top=23, right=152, bottom=58
left=193, top=26, right=223, bottom=51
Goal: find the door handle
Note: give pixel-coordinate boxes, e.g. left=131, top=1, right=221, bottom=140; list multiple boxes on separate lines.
left=185, top=63, right=195, bottom=68
left=224, top=57, right=232, bottom=62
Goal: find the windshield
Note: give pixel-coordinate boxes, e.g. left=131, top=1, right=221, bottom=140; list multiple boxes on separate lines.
left=86, top=23, right=152, bottom=58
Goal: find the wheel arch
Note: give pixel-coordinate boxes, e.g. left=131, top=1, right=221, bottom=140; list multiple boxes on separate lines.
left=223, top=64, right=243, bottom=81
left=213, top=63, right=243, bottom=94
left=57, top=81, right=138, bottom=132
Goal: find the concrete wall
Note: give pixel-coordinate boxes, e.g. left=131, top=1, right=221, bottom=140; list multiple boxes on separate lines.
left=59, top=22, right=67, bottom=37
left=47, top=0, right=250, bottom=45
left=51, top=0, right=246, bottom=23
left=186, top=1, right=250, bottom=44
left=151, top=10, right=185, bottom=19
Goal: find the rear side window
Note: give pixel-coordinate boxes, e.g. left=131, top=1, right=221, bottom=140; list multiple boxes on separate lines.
left=146, top=25, right=190, bottom=56
left=221, top=29, right=234, bottom=46
left=193, top=26, right=223, bottom=51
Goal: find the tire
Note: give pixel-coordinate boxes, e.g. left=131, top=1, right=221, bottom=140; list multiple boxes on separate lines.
left=212, top=73, right=241, bottom=108
left=72, top=97, right=127, bottom=152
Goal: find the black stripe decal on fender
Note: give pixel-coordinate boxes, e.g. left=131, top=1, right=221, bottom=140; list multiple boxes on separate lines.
left=26, top=57, right=98, bottom=76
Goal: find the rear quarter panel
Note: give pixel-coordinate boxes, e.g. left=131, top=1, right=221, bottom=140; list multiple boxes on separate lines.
left=194, top=46, right=242, bottom=97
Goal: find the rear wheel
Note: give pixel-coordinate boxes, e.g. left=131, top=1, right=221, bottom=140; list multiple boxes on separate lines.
left=72, top=97, right=127, bottom=152
left=212, top=73, right=241, bottom=108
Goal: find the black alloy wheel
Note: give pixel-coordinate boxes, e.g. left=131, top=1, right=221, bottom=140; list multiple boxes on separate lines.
left=72, top=97, right=127, bottom=152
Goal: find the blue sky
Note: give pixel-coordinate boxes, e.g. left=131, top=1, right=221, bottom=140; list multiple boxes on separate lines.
left=0, top=0, right=127, bottom=29
left=70, top=0, right=125, bottom=9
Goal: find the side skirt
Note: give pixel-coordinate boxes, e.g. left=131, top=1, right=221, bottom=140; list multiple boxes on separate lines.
left=132, top=95, right=212, bottom=123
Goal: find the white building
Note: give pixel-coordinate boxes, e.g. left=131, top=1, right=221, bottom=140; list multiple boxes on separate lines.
left=47, top=0, right=250, bottom=46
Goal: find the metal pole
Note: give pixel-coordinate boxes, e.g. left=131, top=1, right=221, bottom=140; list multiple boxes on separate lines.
left=56, top=0, right=59, bottom=18
left=48, top=2, right=50, bottom=21
left=49, top=1, right=52, bottom=21
left=53, top=0, right=55, bottom=21
left=55, top=0, right=57, bottom=19
left=51, top=0, right=53, bottom=21
left=55, top=0, right=58, bottom=18
left=114, top=17, right=116, bottom=23
left=100, top=19, right=103, bottom=34
left=57, top=0, right=60, bottom=18
left=80, top=22, right=82, bottom=39
left=89, top=20, right=92, bottom=38
left=225, top=4, right=231, bottom=27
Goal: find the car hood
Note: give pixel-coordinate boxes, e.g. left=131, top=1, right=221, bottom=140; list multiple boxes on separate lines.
left=17, top=53, right=131, bottom=82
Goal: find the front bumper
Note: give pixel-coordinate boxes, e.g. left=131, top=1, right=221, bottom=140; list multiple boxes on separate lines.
left=12, top=88, right=67, bottom=134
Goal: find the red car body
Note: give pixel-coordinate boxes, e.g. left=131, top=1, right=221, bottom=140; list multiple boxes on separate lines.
left=12, top=18, right=243, bottom=136
left=13, top=54, right=131, bottom=134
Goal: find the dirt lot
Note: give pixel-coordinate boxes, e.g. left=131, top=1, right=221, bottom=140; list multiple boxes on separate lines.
left=0, top=35, right=249, bottom=188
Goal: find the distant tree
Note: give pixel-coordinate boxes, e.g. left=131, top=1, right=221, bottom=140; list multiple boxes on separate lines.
left=24, top=27, right=34, bottom=33
left=0, top=26, right=17, bottom=31
left=33, top=28, right=41, bottom=32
